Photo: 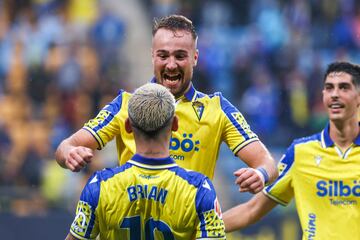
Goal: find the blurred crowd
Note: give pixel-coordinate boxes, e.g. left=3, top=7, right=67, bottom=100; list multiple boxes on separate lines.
left=0, top=0, right=128, bottom=215
left=143, top=0, right=360, bottom=146
left=0, top=0, right=360, bottom=216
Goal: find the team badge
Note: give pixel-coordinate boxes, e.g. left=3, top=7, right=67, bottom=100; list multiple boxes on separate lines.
left=70, top=201, right=93, bottom=237
left=192, top=101, right=204, bottom=121
left=314, top=156, right=322, bottom=166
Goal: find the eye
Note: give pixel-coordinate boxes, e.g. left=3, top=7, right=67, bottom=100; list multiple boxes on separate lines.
left=324, top=84, right=333, bottom=91
left=176, top=54, right=186, bottom=60
left=339, top=84, right=350, bottom=90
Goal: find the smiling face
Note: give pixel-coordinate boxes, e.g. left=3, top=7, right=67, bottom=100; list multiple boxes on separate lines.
left=152, top=28, right=198, bottom=98
left=322, top=71, right=360, bottom=123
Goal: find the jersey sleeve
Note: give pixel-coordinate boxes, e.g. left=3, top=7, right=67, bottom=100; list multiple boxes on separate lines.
left=83, top=90, right=125, bottom=150
left=69, top=172, right=101, bottom=240
left=194, top=177, right=226, bottom=239
left=218, top=93, right=259, bottom=155
left=263, top=142, right=296, bottom=205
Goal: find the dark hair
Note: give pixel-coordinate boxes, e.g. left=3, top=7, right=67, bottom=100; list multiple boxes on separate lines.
left=152, top=15, right=197, bottom=41
left=324, top=62, right=360, bottom=86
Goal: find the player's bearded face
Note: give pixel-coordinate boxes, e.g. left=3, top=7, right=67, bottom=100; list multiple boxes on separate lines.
left=322, top=72, right=360, bottom=122
left=152, top=29, right=198, bottom=98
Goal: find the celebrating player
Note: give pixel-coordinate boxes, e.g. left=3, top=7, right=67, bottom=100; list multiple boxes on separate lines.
left=223, top=61, right=360, bottom=239
left=55, top=14, right=277, bottom=193
left=65, top=83, right=226, bottom=240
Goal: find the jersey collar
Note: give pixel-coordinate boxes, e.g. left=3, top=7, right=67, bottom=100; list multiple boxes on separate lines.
left=150, top=77, right=198, bottom=102
left=128, top=153, right=177, bottom=169
left=321, top=122, right=360, bottom=148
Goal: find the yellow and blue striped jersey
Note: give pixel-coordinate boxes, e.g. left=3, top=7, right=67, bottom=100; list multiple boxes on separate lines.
left=84, top=81, right=258, bottom=179
left=264, top=124, right=360, bottom=240
left=69, top=154, right=226, bottom=240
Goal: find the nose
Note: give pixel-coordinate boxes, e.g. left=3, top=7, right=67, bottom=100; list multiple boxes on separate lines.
left=166, top=57, right=177, bottom=71
left=331, top=88, right=339, bottom=98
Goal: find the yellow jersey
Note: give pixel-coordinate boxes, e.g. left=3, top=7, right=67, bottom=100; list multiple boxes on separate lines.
left=84, top=81, right=258, bottom=179
left=69, top=154, right=226, bottom=239
left=264, top=124, right=360, bottom=240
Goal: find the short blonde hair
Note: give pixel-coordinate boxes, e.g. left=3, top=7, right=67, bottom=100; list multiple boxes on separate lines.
left=128, top=83, right=175, bottom=133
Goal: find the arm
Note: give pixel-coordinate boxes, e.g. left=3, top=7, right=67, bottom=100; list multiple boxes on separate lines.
left=235, top=141, right=278, bottom=193
left=55, top=129, right=98, bottom=172
left=223, top=192, right=278, bottom=232
left=65, top=233, right=79, bottom=240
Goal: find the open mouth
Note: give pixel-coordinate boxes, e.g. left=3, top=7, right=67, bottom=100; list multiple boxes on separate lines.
left=162, top=73, right=182, bottom=87
left=329, top=103, right=344, bottom=109
left=163, top=73, right=182, bottom=81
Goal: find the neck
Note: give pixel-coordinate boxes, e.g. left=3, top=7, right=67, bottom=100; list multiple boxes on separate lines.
left=135, top=139, right=170, bottom=158
left=329, top=118, right=359, bottom=150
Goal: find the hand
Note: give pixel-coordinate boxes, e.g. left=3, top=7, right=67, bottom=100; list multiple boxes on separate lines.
left=65, top=146, right=94, bottom=172
left=234, top=168, right=265, bottom=194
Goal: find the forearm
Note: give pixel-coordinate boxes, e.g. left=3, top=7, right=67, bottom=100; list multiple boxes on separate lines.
left=258, top=154, right=278, bottom=184
left=223, top=193, right=277, bottom=232
left=237, top=141, right=278, bottom=184
left=55, top=129, right=98, bottom=170
left=55, top=138, right=71, bottom=168
left=223, top=204, right=253, bottom=232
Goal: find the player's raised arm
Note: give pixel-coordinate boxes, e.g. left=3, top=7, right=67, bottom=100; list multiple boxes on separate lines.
left=234, top=141, right=278, bottom=194
left=65, top=233, right=78, bottom=240
left=55, top=129, right=97, bottom=172
left=223, top=192, right=277, bottom=232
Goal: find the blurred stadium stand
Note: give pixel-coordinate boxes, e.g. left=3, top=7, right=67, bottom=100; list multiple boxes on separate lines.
left=1, top=0, right=360, bottom=239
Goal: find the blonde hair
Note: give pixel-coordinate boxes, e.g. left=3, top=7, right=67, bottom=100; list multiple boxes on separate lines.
left=128, top=83, right=175, bottom=133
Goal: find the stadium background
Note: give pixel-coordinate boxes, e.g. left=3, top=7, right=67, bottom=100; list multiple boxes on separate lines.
left=0, top=0, right=359, bottom=239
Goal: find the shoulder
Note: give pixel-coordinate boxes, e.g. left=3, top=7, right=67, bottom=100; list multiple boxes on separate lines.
left=101, top=89, right=131, bottom=113
left=170, top=167, right=208, bottom=188
left=196, top=90, right=237, bottom=111
left=279, top=133, right=321, bottom=166
left=291, top=132, right=321, bottom=149
left=81, top=164, right=133, bottom=202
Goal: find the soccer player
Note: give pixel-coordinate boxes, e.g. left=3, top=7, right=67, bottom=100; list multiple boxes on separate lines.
left=223, top=61, right=360, bottom=239
left=65, top=83, right=226, bottom=240
left=55, top=14, right=277, bottom=193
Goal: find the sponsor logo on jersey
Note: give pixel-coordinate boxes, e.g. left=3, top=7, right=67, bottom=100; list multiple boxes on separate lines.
left=170, top=133, right=200, bottom=160
left=305, top=213, right=316, bottom=240
left=316, top=180, right=360, bottom=205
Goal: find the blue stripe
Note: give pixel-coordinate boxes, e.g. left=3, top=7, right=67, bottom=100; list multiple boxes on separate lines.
left=184, top=83, right=196, bottom=101
left=80, top=172, right=100, bottom=238
left=217, top=92, right=249, bottom=140
left=198, top=212, right=207, bottom=238
left=322, top=123, right=334, bottom=147
left=92, top=91, right=124, bottom=132
left=131, top=154, right=175, bottom=166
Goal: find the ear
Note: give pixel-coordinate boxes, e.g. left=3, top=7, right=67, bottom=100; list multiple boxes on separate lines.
left=125, top=118, right=133, bottom=133
left=171, top=116, right=179, bottom=132
left=151, top=48, right=155, bottom=65
left=193, top=49, right=199, bottom=67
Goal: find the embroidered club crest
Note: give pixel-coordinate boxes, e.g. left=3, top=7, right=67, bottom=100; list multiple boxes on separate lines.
left=192, top=101, right=204, bottom=121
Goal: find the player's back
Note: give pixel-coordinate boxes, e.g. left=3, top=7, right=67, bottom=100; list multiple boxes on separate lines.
left=70, top=154, right=225, bottom=240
